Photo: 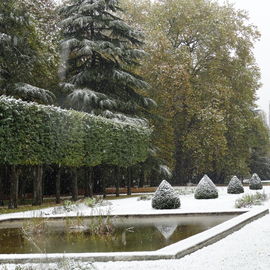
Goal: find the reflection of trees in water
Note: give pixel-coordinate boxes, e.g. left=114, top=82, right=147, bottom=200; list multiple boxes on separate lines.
left=0, top=228, right=25, bottom=253
left=0, top=222, right=216, bottom=253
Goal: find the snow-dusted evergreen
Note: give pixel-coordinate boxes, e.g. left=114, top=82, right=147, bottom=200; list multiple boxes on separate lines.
left=59, top=0, right=155, bottom=119
left=249, top=173, right=263, bottom=190
left=227, top=176, right=244, bottom=194
left=152, top=180, right=180, bottom=209
left=5, top=83, right=55, bottom=104
left=194, top=175, right=218, bottom=199
left=0, top=0, right=55, bottom=104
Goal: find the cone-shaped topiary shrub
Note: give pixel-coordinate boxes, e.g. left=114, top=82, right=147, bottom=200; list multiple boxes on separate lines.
left=152, top=180, right=180, bottom=209
left=194, top=175, right=218, bottom=199
left=227, top=176, right=244, bottom=194
left=249, top=173, right=263, bottom=190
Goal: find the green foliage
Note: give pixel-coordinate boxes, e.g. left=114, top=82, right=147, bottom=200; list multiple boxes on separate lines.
left=59, top=0, right=154, bottom=117
left=123, top=0, right=264, bottom=184
left=249, top=112, right=270, bottom=179
left=152, top=180, right=180, bottom=209
left=0, top=0, right=58, bottom=96
left=235, top=192, right=268, bottom=208
left=0, top=96, right=151, bottom=167
left=5, top=83, right=56, bottom=104
left=227, top=176, right=244, bottom=194
left=194, top=175, right=218, bottom=199
left=249, top=173, right=263, bottom=190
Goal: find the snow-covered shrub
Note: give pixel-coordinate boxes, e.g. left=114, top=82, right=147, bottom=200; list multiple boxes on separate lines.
left=194, top=175, right=218, bottom=199
left=227, top=176, right=244, bottom=194
left=152, top=180, right=180, bottom=209
left=249, top=173, right=263, bottom=190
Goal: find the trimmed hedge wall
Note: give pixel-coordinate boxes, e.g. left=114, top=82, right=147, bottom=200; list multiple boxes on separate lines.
left=0, top=96, right=151, bottom=167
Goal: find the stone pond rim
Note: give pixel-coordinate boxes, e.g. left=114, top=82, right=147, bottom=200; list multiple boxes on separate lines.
left=0, top=207, right=268, bottom=263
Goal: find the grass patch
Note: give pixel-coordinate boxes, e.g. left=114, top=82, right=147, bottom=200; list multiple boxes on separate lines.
left=235, top=191, right=268, bottom=208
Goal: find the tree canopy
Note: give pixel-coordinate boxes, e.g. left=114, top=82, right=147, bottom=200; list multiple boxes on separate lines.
left=122, top=0, right=270, bottom=184
left=59, top=0, right=155, bottom=120
left=0, top=0, right=58, bottom=104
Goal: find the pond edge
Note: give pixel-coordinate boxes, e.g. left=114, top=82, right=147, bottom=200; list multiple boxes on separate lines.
left=0, top=207, right=268, bottom=263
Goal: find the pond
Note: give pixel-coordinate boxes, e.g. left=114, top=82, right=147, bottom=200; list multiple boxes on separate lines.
left=0, top=214, right=239, bottom=253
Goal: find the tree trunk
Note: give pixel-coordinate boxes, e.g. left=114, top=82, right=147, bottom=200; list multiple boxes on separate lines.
left=71, top=167, right=78, bottom=201
left=32, top=165, right=43, bottom=206
left=55, top=166, right=61, bottom=204
left=115, top=166, right=120, bottom=197
left=84, top=167, right=93, bottom=198
left=100, top=166, right=106, bottom=198
left=0, top=165, right=5, bottom=206
left=18, top=175, right=26, bottom=204
left=127, top=167, right=132, bottom=195
left=139, top=166, right=145, bottom=188
left=9, top=165, right=19, bottom=209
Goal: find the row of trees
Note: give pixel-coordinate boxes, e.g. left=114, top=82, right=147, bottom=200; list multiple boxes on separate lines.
left=122, top=0, right=270, bottom=184
left=0, top=0, right=269, bottom=208
left=0, top=0, right=159, bottom=208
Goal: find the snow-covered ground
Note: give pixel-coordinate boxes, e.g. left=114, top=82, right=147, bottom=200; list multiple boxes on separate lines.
left=1, top=186, right=270, bottom=269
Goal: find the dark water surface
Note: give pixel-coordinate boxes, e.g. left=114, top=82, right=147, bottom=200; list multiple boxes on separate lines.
left=0, top=214, right=239, bottom=253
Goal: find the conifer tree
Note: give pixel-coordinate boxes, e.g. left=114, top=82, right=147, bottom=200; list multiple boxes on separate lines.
left=0, top=0, right=56, bottom=104
left=59, top=0, right=155, bottom=119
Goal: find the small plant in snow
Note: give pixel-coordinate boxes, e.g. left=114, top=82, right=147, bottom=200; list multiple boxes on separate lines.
left=152, top=180, right=180, bottom=209
left=235, top=192, right=268, bottom=208
left=83, top=196, right=111, bottom=207
left=84, top=197, right=97, bottom=207
left=194, top=175, right=218, bottom=199
left=63, top=200, right=73, bottom=212
left=249, top=173, right=263, bottom=190
left=227, top=176, right=244, bottom=194
left=175, top=186, right=196, bottom=195
left=137, top=194, right=152, bottom=201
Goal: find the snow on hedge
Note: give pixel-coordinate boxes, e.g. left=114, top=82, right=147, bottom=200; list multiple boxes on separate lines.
left=152, top=180, right=180, bottom=209
left=227, top=176, right=244, bottom=194
left=194, top=175, right=218, bottom=199
left=249, top=173, right=263, bottom=190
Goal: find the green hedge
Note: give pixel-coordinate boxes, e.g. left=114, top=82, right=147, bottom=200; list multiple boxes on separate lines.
left=0, top=96, right=151, bottom=167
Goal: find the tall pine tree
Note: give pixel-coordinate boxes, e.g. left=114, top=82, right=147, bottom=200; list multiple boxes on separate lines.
left=59, top=0, right=155, bottom=120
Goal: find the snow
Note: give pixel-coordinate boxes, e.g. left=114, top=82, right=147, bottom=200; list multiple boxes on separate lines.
left=1, top=186, right=270, bottom=270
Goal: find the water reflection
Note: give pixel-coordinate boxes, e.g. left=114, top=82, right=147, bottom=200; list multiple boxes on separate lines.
left=155, top=224, right=177, bottom=240
left=0, top=214, right=237, bottom=253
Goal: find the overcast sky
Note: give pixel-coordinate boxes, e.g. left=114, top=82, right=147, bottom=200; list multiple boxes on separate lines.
left=219, top=0, right=270, bottom=121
